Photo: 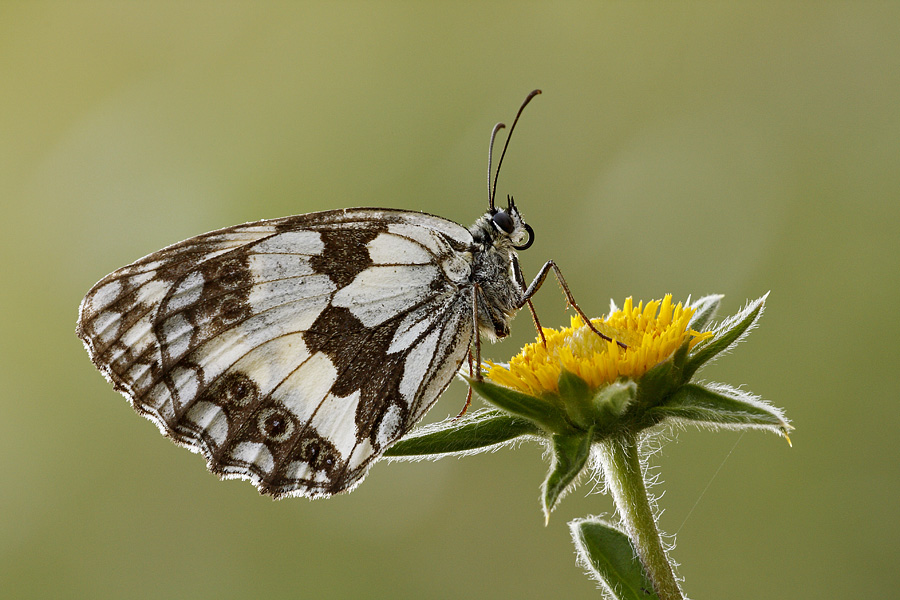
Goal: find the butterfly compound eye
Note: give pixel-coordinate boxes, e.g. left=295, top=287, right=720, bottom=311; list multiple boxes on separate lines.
left=492, top=210, right=515, bottom=234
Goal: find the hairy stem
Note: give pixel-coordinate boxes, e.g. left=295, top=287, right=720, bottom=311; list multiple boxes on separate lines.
left=597, top=432, right=684, bottom=600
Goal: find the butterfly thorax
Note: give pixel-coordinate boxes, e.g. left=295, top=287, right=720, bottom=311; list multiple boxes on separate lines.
left=468, top=210, right=528, bottom=341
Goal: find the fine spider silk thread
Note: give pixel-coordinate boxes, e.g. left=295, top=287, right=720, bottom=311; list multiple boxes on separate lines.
left=675, top=431, right=745, bottom=536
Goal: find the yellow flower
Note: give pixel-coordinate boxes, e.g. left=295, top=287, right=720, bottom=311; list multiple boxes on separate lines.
left=488, top=295, right=713, bottom=396
left=390, top=291, right=786, bottom=525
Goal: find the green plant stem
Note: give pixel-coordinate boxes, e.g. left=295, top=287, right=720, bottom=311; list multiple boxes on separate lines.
left=597, top=432, right=683, bottom=600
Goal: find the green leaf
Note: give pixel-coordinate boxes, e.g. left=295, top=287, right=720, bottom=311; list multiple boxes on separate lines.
left=384, top=409, right=542, bottom=459
left=467, top=377, right=575, bottom=435
left=570, top=517, right=660, bottom=600
left=648, top=382, right=790, bottom=437
left=683, top=293, right=768, bottom=381
left=542, top=429, right=594, bottom=521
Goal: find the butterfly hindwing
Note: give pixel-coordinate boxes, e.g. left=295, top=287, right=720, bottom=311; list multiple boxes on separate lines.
left=77, top=209, right=476, bottom=498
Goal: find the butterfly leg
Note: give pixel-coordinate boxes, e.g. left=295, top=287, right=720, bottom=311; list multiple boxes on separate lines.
left=453, top=285, right=485, bottom=420
left=471, top=283, right=484, bottom=381
left=525, top=299, right=547, bottom=347
left=521, top=260, right=627, bottom=349
left=455, top=350, right=475, bottom=420
left=511, top=255, right=547, bottom=346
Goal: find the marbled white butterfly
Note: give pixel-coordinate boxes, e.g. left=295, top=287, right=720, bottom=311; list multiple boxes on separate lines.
left=76, top=90, right=613, bottom=499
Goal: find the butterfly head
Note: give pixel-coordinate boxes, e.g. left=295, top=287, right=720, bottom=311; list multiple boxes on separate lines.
left=483, top=90, right=542, bottom=253
left=483, top=195, right=534, bottom=251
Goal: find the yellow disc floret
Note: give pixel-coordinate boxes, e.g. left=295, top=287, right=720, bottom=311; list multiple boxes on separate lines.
left=487, top=295, right=713, bottom=396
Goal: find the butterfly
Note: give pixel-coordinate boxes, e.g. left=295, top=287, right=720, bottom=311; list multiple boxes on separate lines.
left=76, top=90, right=613, bottom=499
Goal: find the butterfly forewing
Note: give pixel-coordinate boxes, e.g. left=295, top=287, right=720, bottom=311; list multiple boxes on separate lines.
left=77, top=208, right=476, bottom=498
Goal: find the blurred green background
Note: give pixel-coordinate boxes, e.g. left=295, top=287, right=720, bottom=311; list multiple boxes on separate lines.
left=2, top=3, right=898, bottom=599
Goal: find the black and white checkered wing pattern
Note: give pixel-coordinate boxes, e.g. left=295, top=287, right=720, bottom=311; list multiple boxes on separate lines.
left=77, top=209, right=475, bottom=498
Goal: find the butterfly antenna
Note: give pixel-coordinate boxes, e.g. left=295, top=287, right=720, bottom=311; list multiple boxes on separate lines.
left=490, top=89, right=542, bottom=207
left=487, top=122, right=506, bottom=211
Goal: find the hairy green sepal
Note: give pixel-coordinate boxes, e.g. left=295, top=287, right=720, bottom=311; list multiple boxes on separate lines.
left=466, top=376, right=576, bottom=435
left=542, top=428, right=594, bottom=521
left=648, top=383, right=789, bottom=436
left=384, top=408, right=542, bottom=458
